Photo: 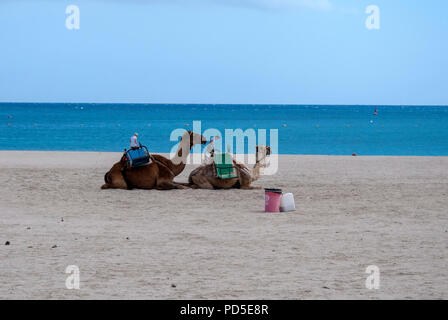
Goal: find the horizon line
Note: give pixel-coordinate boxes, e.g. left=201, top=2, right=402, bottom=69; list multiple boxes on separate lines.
left=1, top=102, right=448, bottom=107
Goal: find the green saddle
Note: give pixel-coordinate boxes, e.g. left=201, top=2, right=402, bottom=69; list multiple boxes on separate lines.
left=214, top=153, right=238, bottom=179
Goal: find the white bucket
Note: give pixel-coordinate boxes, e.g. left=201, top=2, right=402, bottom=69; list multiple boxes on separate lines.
left=280, top=193, right=296, bottom=212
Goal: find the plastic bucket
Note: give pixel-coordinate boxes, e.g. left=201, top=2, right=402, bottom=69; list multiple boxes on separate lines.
left=265, top=188, right=282, bottom=212
left=280, top=193, right=296, bottom=212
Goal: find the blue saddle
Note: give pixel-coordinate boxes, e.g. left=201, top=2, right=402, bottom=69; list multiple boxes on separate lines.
left=124, top=145, right=151, bottom=168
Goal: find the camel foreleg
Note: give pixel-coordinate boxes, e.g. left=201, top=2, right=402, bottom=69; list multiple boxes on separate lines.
left=175, top=182, right=194, bottom=188
left=240, top=185, right=261, bottom=190
left=156, top=181, right=185, bottom=190
left=101, top=173, right=129, bottom=190
left=191, top=175, right=215, bottom=190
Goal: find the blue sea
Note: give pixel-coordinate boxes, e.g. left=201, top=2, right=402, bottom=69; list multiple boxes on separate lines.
left=1, top=103, right=448, bottom=155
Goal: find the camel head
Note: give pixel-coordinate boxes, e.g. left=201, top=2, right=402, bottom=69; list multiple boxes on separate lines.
left=171, top=131, right=207, bottom=166
left=255, top=145, right=271, bottom=164
left=174, top=131, right=207, bottom=161
left=184, top=130, right=207, bottom=149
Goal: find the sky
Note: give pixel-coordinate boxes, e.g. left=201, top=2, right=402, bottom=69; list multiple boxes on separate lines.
left=0, top=0, right=447, bottom=105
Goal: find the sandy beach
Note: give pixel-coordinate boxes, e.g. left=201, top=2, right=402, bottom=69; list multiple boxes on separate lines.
left=0, top=151, right=447, bottom=299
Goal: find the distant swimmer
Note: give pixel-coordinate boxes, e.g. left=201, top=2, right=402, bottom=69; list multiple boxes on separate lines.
left=130, top=133, right=139, bottom=149
left=373, top=107, right=378, bottom=116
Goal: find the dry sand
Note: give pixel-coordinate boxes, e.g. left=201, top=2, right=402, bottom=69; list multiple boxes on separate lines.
left=0, top=151, right=447, bottom=299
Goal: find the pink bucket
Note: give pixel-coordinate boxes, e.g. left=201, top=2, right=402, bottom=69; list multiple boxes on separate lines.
left=265, top=188, right=282, bottom=212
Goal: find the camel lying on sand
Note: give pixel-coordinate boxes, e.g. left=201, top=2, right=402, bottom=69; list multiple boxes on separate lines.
left=186, top=145, right=271, bottom=189
left=101, top=131, right=207, bottom=190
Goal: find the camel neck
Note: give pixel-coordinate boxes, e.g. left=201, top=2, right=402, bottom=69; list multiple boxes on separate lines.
left=251, top=156, right=266, bottom=182
left=170, top=134, right=191, bottom=176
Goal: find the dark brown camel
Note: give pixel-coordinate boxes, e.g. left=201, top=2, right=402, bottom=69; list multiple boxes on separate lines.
left=101, top=131, right=206, bottom=190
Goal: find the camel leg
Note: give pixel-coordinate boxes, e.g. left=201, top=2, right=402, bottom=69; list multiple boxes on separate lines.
left=175, top=182, right=194, bottom=188
left=238, top=178, right=258, bottom=190
left=240, top=185, right=261, bottom=190
left=179, top=182, right=200, bottom=189
left=172, top=182, right=188, bottom=189
left=101, top=182, right=128, bottom=190
left=101, top=173, right=128, bottom=190
left=191, top=175, right=214, bottom=190
left=156, top=181, right=185, bottom=190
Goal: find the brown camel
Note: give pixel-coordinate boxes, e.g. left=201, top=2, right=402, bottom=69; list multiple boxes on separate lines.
left=186, top=145, right=271, bottom=189
left=101, top=131, right=207, bottom=190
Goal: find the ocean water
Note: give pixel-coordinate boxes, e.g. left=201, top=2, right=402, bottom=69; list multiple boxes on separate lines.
left=1, top=103, right=448, bottom=155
